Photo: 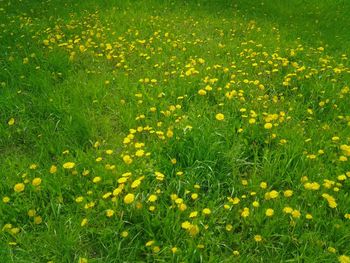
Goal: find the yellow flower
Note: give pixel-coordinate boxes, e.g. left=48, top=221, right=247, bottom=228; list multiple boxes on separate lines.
left=131, top=179, right=141, bottom=189
left=123, top=155, right=133, bottom=164
left=145, top=240, right=155, bottom=247
left=284, top=190, right=293, bottom=197
left=264, top=123, right=273, bottom=129
left=215, top=113, right=225, bottom=121
left=135, top=149, right=145, bottom=157
left=106, top=209, right=114, bottom=217
left=124, top=193, right=135, bottom=204
left=75, top=196, right=84, bottom=203
left=49, top=165, right=57, bottom=174
left=153, top=246, right=160, bottom=253
left=292, top=210, right=301, bottom=218
left=252, top=201, right=260, bottom=207
left=327, top=247, right=336, bottom=253
left=171, top=247, right=178, bottom=254
left=181, top=221, right=191, bottom=229
left=8, top=118, right=15, bottom=126
left=189, top=211, right=198, bottom=218
left=14, top=183, right=25, bottom=193
left=10, top=228, right=20, bottom=234
left=265, top=190, right=279, bottom=200
left=2, top=196, right=10, bottom=203
left=105, top=149, right=113, bottom=155
left=28, top=209, right=36, bottom=217
left=241, top=207, right=250, bottom=218
left=92, top=176, right=101, bottom=183
left=306, top=213, right=313, bottom=220
left=260, top=182, right=267, bottom=189
left=63, top=162, right=75, bottom=169
left=148, top=195, right=157, bottom=202
left=254, top=235, right=262, bottom=242
left=121, top=231, right=129, bottom=238
left=265, top=208, right=274, bottom=217
left=283, top=207, right=293, bottom=214
left=81, top=218, right=88, bottom=227
left=188, top=224, right=199, bottom=236
left=32, top=178, right=42, bottom=186
left=339, top=255, right=350, bottom=263
left=202, top=208, right=211, bottom=215
left=78, top=257, right=88, bottom=263
left=191, top=193, right=198, bottom=200
left=198, top=89, right=207, bottom=96
left=34, top=216, right=42, bottom=224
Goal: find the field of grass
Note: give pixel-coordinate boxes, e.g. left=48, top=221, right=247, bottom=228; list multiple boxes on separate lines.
left=1, top=0, right=350, bottom=262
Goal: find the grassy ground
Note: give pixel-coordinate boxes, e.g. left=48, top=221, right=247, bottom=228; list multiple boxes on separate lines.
left=1, top=0, right=350, bottom=262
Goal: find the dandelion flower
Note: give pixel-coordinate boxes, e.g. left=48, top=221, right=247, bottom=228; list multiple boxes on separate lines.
left=215, top=113, right=225, bottom=121
left=63, top=162, right=75, bottom=169
left=124, top=193, right=135, bottom=204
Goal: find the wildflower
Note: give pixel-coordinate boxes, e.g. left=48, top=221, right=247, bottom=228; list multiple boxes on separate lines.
left=8, top=118, right=15, bottom=126
left=49, top=165, right=57, bottom=174
left=123, top=155, right=133, bottom=164
left=198, top=89, right=207, bottom=95
left=191, top=193, right=198, bottom=200
left=2, top=196, right=10, bottom=203
left=254, top=235, right=262, bottom=242
left=327, top=247, right=336, bottom=253
left=181, top=221, right=191, bottom=229
left=265, top=208, right=274, bottom=217
left=292, top=210, right=301, bottom=218
left=32, top=178, right=42, bottom=186
left=283, top=207, right=293, bottom=214
left=135, top=149, right=145, bottom=157
left=189, top=211, right=198, bottom=218
left=124, top=193, right=135, bottom=204
left=306, top=214, right=313, bottom=220
left=75, top=196, right=84, bottom=203
left=284, top=190, right=293, bottom=197
left=265, top=190, right=279, bottom=199
left=148, top=195, right=157, bottom=202
left=34, top=216, right=42, bottom=224
left=81, top=218, right=88, bottom=227
left=106, top=209, right=114, bottom=217
left=78, top=258, right=88, bottom=263
left=188, top=224, right=200, bottom=236
left=202, top=208, right=211, bottom=215
left=260, top=182, right=267, bottom=189
left=226, top=224, right=233, bottom=231
left=339, top=255, right=350, bottom=263
left=121, top=231, right=128, bottom=238
left=63, top=162, right=75, bottom=169
left=92, top=176, right=101, bottom=183
left=105, top=149, right=113, bottom=155
left=14, top=183, right=25, bottom=193
left=215, top=113, right=225, bottom=121
left=241, top=207, right=250, bottom=218
left=264, top=123, right=273, bottom=129
left=131, top=179, right=141, bottom=188
left=252, top=201, right=260, bottom=207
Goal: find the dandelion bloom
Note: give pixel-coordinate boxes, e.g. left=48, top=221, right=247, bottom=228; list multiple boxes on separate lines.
left=124, top=193, right=135, bottom=204
left=14, top=183, right=25, bottom=193
left=215, top=113, right=225, bottom=121
left=63, top=162, right=75, bottom=169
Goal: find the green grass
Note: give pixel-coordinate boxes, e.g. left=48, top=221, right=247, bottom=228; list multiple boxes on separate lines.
left=1, top=0, right=350, bottom=262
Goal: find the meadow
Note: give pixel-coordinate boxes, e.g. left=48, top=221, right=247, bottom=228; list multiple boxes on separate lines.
left=1, top=0, right=350, bottom=262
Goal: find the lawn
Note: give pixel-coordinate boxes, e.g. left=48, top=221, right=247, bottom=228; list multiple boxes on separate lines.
left=1, top=0, right=350, bottom=262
